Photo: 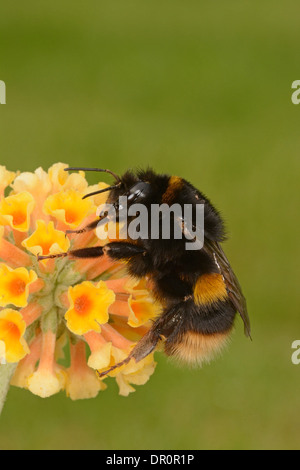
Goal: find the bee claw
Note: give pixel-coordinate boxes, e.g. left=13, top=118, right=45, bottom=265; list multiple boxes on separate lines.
left=96, top=354, right=133, bottom=378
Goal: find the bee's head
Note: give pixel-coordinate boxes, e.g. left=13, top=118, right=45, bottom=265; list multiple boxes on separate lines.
left=105, top=172, right=153, bottom=214
left=113, top=168, right=171, bottom=207
left=64, top=166, right=169, bottom=207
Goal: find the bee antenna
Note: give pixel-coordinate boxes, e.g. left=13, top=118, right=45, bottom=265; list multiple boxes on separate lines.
left=65, top=167, right=121, bottom=184
left=82, top=183, right=121, bottom=200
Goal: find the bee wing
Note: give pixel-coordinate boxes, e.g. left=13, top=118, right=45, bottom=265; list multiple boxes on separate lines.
left=204, top=240, right=251, bottom=339
left=175, top=216, right=251, bottom=338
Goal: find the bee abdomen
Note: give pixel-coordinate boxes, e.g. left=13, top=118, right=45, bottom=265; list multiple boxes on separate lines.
left=162, top=295, right=236, bottom=365
left=165, top=330, right=231, bottom=366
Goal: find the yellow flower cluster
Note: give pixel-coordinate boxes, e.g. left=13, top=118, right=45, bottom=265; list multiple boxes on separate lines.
left=0, top=164, right=161, bottom=399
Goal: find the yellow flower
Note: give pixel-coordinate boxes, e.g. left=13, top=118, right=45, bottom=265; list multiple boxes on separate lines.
left=0, top=264, right=37, bottom=308
left=106, top=278, right=161, bottom=328
left=11, top=168, right=52, bottom=222
left=10, top=333, right=42, bottom=388
left=96, top=345, right=133, bottom=378
left=43, top=189, right=95, bottom=229
left=85, top=324, right=156, bottom=396
left=96, top=345, right=156, bottom=397
left=65, top=281, right=115, bottom=335
left=128, top=295, right=161, bottom=328
left=48, top=162, right=70, bottom=189
left=0, top=166, right=16, bottom=196
left=85, top=332, right=113, bottom=370
left=27, top=367, right=65, bottom=398
left=27, top=331, right=65, bottom=398
left=66, top=341, right=106, bottom=400
left=11, top=167, right=51, bottom=198
left=0, top=309, right=29, bottom=363
left=124, top=278, right=150, bottom=296
left=0, top=163, right=160, bottom=406
left=22, top=220, right=70, bottom=257
left=0, top=191, right=35, bottom=232
left=48, top=163, right=88, bottom=193
left=115, top=353, right=156, bottom=397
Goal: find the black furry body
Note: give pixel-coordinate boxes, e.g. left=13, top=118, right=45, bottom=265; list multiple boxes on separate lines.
left=60, top=168, right=250, bottom=372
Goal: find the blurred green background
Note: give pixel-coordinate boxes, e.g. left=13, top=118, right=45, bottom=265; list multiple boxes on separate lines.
left=0, top=0, right=299, bottom=450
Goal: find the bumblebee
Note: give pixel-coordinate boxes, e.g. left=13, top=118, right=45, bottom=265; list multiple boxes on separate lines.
left=39, top=167, right=251, bottom=376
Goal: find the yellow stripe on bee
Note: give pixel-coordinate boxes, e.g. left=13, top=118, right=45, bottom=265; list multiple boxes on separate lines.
left=194, top=273, right=228, bottom=305
left=161, top=176, right=184, bottom=204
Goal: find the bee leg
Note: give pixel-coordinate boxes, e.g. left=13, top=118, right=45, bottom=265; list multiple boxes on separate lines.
left=65, top=212, right=108, bottom=235
left=97, top=307, right=180, bottom=377
left=97, top=299, right=195, bottom=377
left=65, top=218, right=101, bottom=235
left=37, top=246, right=105, bottom=261
left=37, top=241, right=146, bottom=261
left=103, top=241, right=146, bottom=260
left=97, top=327, right=162, bottom=378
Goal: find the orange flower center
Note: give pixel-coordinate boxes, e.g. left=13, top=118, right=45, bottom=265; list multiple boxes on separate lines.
left=74, top=295, right=92, bottom=315
left=0, top=320, right=20, bottom=340
left=9, top=278, right=26, bottom=296
left=12, top=211, right=26, bottom=226
left=39, top=241, right=52, bottom=255
left=65, top=209, right=77, bottom=224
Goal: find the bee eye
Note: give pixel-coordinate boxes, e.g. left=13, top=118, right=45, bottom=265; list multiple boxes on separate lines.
left=128, top=182, right=151, bottom=202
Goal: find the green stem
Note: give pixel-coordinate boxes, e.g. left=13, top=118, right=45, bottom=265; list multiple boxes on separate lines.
left=0, top=362, right=17, bottom=415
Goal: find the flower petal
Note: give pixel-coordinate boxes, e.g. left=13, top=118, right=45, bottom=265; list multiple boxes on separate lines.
left=11, top=168, right=51, bottom=198
left=127, top=295, right=161, bottom=327
left=65, top=281, right=115, bottom=335
left=0, top=264, right=37, bottom=308
left=48, top=163, right=87, bottom=193
left=0, top=309, right=29, bottom=363
left=27, top=367, right=65, bottom=398
left=0, top=166, right=16, bottom=196
left=66, top=341, right=106, bottom=400
left=22, top=219, right=70, bottom=256
left=0, top=191, right=35, bottom=232
left=43, top=189, right=95, bottom=229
